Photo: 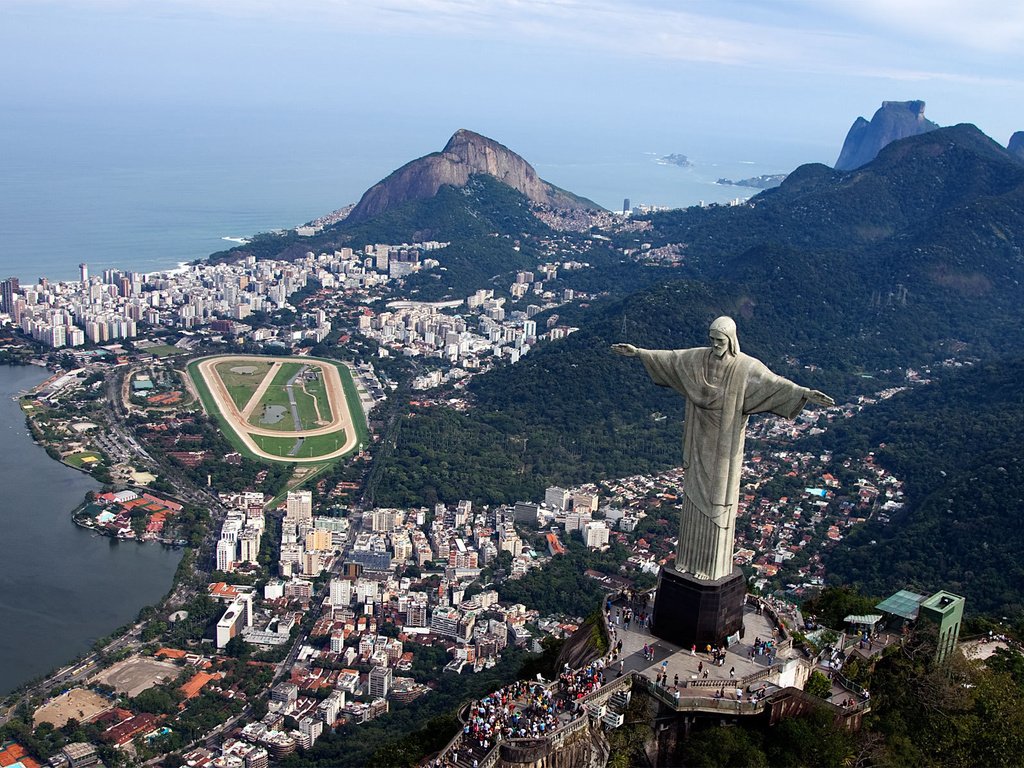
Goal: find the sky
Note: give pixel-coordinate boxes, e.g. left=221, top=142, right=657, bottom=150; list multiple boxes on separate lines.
left=2, top=0, right=1024, bottom=277
left=5, top=1, right=1022, bottom=154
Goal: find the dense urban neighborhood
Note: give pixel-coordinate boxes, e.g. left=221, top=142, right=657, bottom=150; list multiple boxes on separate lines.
left=3, top=120, right=1024, bottom=768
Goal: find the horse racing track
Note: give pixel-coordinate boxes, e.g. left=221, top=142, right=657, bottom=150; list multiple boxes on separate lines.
left=187, top=355, right=365, bottom=463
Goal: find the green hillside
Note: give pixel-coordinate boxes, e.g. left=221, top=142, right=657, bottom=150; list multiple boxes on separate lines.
left=818, top=359, right=1024, bottom=616
left=370, top=126, right=1024, bottom=617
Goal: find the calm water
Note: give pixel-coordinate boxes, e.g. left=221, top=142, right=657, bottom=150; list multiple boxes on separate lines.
left=0, top=365, right=182, bottom=695
left=0, top=105, right=820, bottom=282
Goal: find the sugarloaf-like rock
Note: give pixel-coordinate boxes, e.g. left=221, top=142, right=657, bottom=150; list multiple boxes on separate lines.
left=835, top=100, right=939, bottom=171
left=347, top=129, right=600, bottom=222
left=1008, top=131, right=1024, bottom=160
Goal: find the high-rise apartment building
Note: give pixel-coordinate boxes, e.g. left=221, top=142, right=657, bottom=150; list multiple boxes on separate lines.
left=368, top=666, right=392, bottom=699
left=217, top=538, right=237, bottom=572
left=285, top=490, right=312, bottom=525
left=0, top=277, right=19, bottom=314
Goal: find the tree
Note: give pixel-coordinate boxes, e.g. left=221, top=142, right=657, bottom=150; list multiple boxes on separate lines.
left=763, top=706, right=855, bottom=768
left=223, top=634, right=252, bottom=659
left=131, top=685, right=180, bottom=715
left=607, top=688, right=655, bottom=768
left=802, top=585, right=880, bottom=630
left=678, top=725, right=767, bottom=768
left=805, top=670, right=832, bottom=699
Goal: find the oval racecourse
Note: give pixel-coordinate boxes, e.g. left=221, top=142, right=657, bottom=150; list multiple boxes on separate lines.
left=187, top=355, right=366, bottom=463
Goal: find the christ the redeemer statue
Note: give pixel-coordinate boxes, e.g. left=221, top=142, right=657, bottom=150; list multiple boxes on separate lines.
left=613, top=317, right=834, bottom=582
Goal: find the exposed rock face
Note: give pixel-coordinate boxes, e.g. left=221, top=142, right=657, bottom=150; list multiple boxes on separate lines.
left=555, top=613, right=606, bottom=672
left=1009, top=131, right=1024, bottom=160
left=347, top=129, right=599, bottom=222
left=835, top=100, right=939, bottom=171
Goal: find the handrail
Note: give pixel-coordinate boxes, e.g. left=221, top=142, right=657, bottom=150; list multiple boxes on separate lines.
left=832, top=671, right=867, bottom=698
left=637, top=676, right=767, bottom=714
left=739, top=663, right=783, bottom=687
left=677, top=663, right=783, bottom=689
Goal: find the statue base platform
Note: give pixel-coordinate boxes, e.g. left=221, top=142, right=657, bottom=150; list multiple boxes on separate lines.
left=651, top=565, right=746, bottom=648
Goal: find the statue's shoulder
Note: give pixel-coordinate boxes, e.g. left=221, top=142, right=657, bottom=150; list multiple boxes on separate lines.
left=737, top=353, right=781, bottom=381
left=675, top=346, right=708, bottom=368
left=734, top=352, right=767, bottom=375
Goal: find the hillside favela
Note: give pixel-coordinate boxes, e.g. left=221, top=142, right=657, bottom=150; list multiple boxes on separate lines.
left=3, top=10, right=1024, bottom=767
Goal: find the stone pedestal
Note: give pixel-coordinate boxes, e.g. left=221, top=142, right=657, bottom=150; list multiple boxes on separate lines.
left=651, top=565, right=745, bottom=648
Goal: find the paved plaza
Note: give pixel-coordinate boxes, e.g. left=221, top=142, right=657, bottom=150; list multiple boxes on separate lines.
left=605, top=595, right=787, bottom=699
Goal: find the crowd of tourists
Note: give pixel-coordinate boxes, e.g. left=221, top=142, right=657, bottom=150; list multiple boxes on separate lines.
left=559, top=660, right=605, bottom=702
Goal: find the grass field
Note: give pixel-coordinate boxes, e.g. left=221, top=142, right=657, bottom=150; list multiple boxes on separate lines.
left=301, top=368, right=334, bottom=423
left=214, top=359, right=275, bottom=410
left=251, top=429, right=352, bottom=458
left=65, top=451, right=103, bottom=467
left=247, top=362, right=331, bottom=432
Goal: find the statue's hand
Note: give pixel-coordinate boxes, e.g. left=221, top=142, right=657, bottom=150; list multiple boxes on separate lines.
left=611, top=343, right=639, bottom=357
left=805, top=389, right=835, bottom=407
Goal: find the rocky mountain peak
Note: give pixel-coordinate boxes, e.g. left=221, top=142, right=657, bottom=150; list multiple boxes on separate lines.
left=347, top=130, right=599, bottom=222
left=835, top=100, right=939, bottom=171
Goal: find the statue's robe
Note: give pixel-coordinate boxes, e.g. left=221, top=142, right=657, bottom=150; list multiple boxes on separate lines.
left=638, top=347, right=810, bottom=580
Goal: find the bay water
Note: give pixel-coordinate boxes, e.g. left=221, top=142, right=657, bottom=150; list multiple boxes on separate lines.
left=0, top=104, right=814, bottom=282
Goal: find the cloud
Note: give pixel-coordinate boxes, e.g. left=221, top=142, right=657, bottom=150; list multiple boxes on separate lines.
left=12, top=0, right=1024, bottom=87
left=814, top=0, right=1024, bottom=53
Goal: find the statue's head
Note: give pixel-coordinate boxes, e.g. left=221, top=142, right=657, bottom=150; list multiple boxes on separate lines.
left=708, top=316, right=739, bottom=358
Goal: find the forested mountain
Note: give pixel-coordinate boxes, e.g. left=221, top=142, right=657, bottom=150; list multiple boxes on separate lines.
left=347, top=128, right=600, bottom=222
left=622, top=124, right=1024, bottom=366
left=816, top=359, right=1024, bottom=616
left=371, top=125, right=1024, bottom=616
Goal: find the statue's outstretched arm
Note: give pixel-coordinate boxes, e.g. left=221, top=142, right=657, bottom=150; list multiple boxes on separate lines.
left=611, top=343, right=640, bottom=357
left=804, top=388, right=835, bottom=407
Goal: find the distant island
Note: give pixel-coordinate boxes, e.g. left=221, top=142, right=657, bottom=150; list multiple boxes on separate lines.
left=659, top=153, right=693, bottom=167
left=716, top=173, right=787, bottom=189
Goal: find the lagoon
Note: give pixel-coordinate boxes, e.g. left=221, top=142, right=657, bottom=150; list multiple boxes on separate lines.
left=0, top=365, right=181, bottom=695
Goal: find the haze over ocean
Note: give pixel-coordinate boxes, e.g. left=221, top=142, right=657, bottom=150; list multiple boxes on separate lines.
left=1, top=103, right=822, bottom=283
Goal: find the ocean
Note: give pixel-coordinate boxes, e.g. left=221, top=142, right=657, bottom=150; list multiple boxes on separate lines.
left=0, top=104, right=819, bottom=282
